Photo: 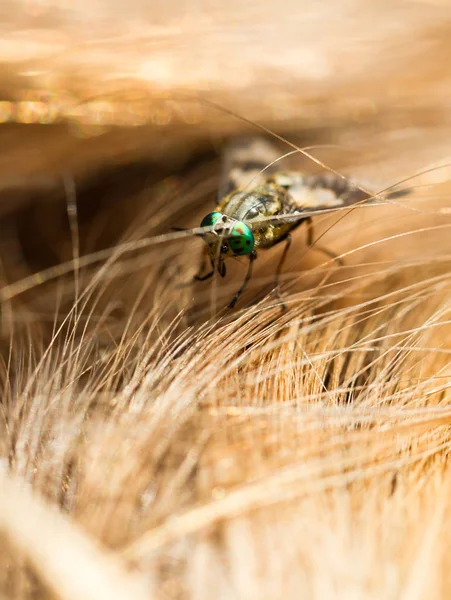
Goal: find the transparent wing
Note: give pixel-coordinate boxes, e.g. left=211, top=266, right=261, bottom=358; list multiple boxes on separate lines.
left=283, top=172, right=411, bottom=213
left=218, top=138, right=411, bottom=211
left=284, top=173, right=371, bottom=212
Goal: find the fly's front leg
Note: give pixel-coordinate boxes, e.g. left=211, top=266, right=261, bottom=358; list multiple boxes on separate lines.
left=306, top=217, right=344, bottom=266
left=193, top=246, right=214, bottom=282
left=229, top=250, right=256, bottom=309
left=194, top=270, right=214, bottom=282
left=175, top=247, right=213, bottom=289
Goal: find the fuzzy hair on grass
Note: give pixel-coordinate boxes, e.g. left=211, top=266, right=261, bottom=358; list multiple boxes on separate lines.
left=1, top=110, right=451, bottom=600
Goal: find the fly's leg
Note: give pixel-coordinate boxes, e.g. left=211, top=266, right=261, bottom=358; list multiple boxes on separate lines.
left=229, top=251, right=256, bottom=309
left=193, top=248, right=213, bottom=282
left=196, top=254, right=226, bottom=280
left=175, top=248, right=213, bottom=288
left=274, top=234, right=292, bottom=310
left=306, top=217, right=344, bottom=266
left=194, top=271, right=214, bottom=282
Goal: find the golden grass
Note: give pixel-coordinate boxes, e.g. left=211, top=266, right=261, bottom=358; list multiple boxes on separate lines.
left=1, top=114, right=451, bottom=600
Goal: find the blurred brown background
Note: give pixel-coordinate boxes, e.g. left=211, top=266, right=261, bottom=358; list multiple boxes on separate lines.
left=2, top=0, right=451, bottom=196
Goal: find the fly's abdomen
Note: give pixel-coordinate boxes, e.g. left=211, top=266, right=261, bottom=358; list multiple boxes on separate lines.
left=302, top=173, right=370, bottom=205
left=268, top=171, right=371, bottom=210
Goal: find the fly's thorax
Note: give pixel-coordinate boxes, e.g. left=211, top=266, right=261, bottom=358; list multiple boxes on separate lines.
left=217, top=183, right=293, bottom=223
left=216, top=182, right=302, bottom=250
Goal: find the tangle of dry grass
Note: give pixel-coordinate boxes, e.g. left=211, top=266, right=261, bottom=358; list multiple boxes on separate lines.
left=1, top=117, right=451, bottom=600
left=3, top=1, right=451, bottom=596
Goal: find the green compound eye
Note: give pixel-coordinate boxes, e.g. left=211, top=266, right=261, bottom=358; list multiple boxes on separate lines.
left=200, top=211, right=222, bottom=228
left=229, top=221, right=254, bottom=256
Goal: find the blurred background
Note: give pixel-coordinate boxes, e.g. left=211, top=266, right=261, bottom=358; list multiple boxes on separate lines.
left=2, top=0, right=451, bottom=194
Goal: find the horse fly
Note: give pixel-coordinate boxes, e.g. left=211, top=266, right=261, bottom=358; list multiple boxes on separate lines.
left=178, top=136, right=408, bottom=309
